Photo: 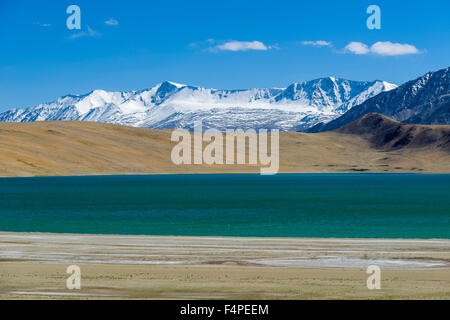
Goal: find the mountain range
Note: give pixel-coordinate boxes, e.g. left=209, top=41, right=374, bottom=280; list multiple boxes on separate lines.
left=1, top=67, right=448, bottom=132
left=0, top=78, right=396, bottom=131
left=309, top=67, right=450, bottom=132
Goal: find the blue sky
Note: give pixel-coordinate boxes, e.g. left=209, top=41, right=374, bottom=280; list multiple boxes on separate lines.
left=0, top=0, right=449, bottom=111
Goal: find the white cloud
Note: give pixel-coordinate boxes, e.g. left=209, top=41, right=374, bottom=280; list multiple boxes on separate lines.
left=70, top=26, right=101, bottom=39
left=87, top=26, right=101, bottom=37
left=344, top=41, right=420, bottom=56
left=190, top=38, right=216, bottom=48
left=370, top=41, right=419, bottom=56
left=34, top=22, right=52, bottom=27
left=105, top=18, right=119, bottom=26
left=301, top=40, right=332, bottom=47
left=215, top=41, right=270, bottom=52
left=344, top=42, right=370, bottom=55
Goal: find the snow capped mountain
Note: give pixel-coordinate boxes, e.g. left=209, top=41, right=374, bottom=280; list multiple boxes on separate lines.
left=309, top=67, right=450, bottom=132
left=0, top=78, right=396, bottom=131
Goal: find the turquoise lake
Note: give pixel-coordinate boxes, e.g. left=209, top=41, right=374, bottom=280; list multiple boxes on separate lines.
left=0, top=174, right=449, bottom=238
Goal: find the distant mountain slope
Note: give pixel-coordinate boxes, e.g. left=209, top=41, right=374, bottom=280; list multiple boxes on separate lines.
left=0, top=119, right=449, bottom=177
left=336, top=113, right=450, bottom=152
left=0, top=78, right=396, bottom=131
left=309, top=67, right=450, bottom=132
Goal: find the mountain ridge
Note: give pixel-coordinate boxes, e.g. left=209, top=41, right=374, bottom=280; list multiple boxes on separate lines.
left=309, top=67, right=450, bottom=132
left=336, top=113, right=450, bottom=152
left=0, top=78, right=396, bottom=131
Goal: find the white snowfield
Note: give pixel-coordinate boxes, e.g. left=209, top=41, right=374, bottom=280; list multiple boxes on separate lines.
left=0, top=78, right=397, bottom=131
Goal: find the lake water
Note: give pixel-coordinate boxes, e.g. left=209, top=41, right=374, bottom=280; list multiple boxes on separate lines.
left=0, top=174, right=449, bottom=238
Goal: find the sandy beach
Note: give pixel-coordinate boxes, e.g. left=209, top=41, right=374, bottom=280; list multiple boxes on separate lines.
left=0, top=232, right=449, bottom=299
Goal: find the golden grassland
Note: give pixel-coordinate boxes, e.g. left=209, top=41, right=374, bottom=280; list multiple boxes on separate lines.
left=0, top=120, right=449, bottom=177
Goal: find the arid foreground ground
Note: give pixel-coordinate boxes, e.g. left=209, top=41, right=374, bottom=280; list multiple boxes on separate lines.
left=0, top=113, right=449, bottom=177
left=0, top=232, right=449, bottom=299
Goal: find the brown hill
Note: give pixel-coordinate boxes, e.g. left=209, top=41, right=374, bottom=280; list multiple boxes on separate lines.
left=337, top=113, right=450, bottom=152
left=0, top=119, right=449, bottom=177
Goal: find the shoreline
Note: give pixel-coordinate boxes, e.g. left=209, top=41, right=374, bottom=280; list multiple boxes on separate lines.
left=1, top=232, right=449, bottom=299
left=1, top=230, right=449, bottom=241
left=1, top=172, right=450, bottom=179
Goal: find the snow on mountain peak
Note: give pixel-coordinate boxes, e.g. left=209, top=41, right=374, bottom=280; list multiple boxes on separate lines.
left=164, top=81, right=186, bottom=88
left=0, top=78, right=397, bottom=131
left=381, top=81, right=398, bottom=91
left=74, top=90, right=128, bottom=115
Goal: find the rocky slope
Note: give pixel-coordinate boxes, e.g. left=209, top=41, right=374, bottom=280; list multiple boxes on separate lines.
left=309, top=67, right=450, bottom=132
left=336, top=113, right=450, bottom=152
